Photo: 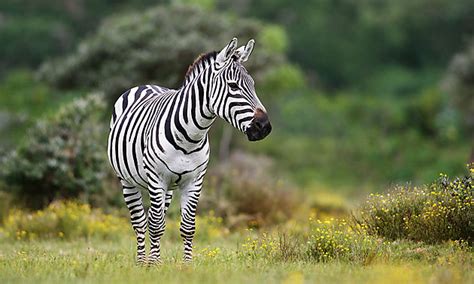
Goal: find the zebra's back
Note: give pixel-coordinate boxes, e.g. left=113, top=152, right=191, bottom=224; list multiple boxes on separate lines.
left=110, top=85, right=169, bottom=129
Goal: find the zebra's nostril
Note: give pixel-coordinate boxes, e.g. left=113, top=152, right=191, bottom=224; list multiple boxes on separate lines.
left=255, top=121, right=263, bottom=130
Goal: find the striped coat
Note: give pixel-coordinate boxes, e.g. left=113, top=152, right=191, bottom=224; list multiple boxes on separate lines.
left=107, top=38, right=271, bottom=264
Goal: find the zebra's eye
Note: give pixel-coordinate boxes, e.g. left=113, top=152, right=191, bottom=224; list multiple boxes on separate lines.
left=228, top=82, right=240, bottom=91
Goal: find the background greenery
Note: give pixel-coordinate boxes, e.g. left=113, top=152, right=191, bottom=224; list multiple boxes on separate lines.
left=0, top=1, right=473, bottom=282
left=1, top=0, right=472, bottom=192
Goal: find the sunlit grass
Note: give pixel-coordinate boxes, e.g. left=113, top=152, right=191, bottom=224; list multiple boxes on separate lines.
left=0, top=237, right=472, bottom=284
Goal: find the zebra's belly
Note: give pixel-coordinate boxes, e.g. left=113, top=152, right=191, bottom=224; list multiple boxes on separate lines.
left=108, top=132, right=209, bottom=188
left=142, top=143, right=210, bottom=186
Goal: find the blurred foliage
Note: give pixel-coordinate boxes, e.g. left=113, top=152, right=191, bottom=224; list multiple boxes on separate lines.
left=3, top=0, right=474, bottom=91
left=0, top=200, right=129, bottom=241
left=201, top=151, right=298, bottom=228
left=231, top=0, right=474, bottom=88
left=247, top=90, right=467, bottom=186
left=0, top=94, right=109, bottom=209
left=0, top=191, right=14, bottom=225
left=354, top=166, right=474, bottom=244
left=443, top=39, right=474, bottom=141
left=0, top=0, right=164, bottom=74
left=38, top=4, right=285, bottom=102
left=0, top=70, right=79, bottom=147
left=0, top=0, right=471, bottom=211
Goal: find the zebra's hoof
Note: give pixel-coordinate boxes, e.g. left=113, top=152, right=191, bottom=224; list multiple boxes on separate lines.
left=136, top=258, right=147, bottom=266
left=147, top=258, right=163, bottom=267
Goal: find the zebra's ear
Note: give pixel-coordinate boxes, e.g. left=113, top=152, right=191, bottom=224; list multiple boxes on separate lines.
left=234, top=46, right=246, bottom=59
left=238, top=39, right=255, bottom=63
left=216, top=38, right=238, bottom=64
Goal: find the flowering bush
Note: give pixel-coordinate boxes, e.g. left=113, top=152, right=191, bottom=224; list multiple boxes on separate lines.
left=306, top=218, right=381, bottom=263
left=355, top=165, right=473, bottom=244
left=0, top=201, right=129, bottom=241
left=239, top=218, right=381, bottom=264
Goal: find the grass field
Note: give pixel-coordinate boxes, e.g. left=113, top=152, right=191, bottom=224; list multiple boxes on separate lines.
left=1, top=236, right=472, bottom=284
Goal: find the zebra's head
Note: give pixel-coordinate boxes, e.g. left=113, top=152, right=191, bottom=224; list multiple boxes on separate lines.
left=210, top=38, right=272, bottom=141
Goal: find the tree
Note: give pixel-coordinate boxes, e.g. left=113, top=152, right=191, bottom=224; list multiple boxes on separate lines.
left=38, top=4, right=285, bottom=103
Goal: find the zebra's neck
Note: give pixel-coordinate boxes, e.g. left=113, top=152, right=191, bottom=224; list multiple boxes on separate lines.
left=172, top=69, right=216, bottom=151
left=182, top=51, right=217, bottom=86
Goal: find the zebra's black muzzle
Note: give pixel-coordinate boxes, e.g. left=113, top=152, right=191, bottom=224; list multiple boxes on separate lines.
left=246, top=109, right=272, bottom=141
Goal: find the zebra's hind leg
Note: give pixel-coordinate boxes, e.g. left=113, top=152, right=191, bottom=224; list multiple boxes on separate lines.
left=122, top=184, right=147, bottom=265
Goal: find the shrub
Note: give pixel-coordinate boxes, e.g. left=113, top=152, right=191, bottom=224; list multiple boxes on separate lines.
left=201, top=151, right=298, bottom=228
left=306, top=218, right=381, bottom=263
left=0, top=94, right=110, bottom=208
left=0, top=200, right=129, bottom=241
left=239, top=218, right=381, bottom=264
left=354, top=166, right=473, bottom=244
left=239, top=217, right=472, bottom=264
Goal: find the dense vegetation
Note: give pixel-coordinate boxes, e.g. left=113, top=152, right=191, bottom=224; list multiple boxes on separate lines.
left=1, top=95, right=109, bottom=209
left=1, top=2, right=472, bottom=190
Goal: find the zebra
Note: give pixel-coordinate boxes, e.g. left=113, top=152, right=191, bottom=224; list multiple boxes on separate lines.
left=107, top=38, right=272, bottom=264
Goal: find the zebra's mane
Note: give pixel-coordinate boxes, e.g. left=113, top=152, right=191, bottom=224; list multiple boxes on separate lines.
left=183, top=51, right=217, bottom=86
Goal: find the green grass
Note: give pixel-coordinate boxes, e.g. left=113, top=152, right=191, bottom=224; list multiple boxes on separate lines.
left=0, top=237, right=472, bottom=284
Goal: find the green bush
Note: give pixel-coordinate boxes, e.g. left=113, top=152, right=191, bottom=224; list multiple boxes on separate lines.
left=0, top=94, right=110, bottom=209
left=354, top=166, right=473, bottom=244
left=0, top=200, right=129, bottom=241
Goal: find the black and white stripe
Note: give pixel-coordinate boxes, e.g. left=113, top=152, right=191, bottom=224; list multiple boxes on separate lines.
left=107, top=38, right=271, bottom=264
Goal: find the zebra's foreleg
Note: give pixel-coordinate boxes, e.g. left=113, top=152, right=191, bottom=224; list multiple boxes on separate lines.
left=179, top=184, right=202, bottom=262
left=147, top=184, right=167, bottom=265
left=122, top=185, right=147, bottom=265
